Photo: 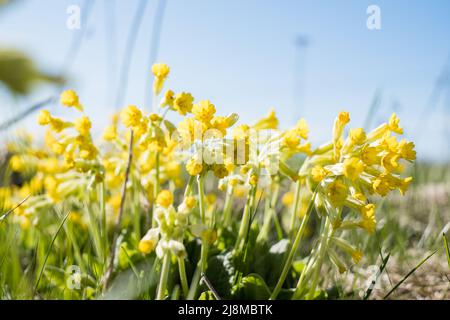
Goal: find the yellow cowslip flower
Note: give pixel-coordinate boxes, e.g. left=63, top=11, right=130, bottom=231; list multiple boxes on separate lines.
left=388, top=113, right=403, bottom=134
left=372, top=175, right=391, bottom=196
left=249, top=174, right=258, bottom=186
left=398, top=140, right=416, bottom=161
left=213, top=164, right=229, bottom=179
left=78, top=142, right=98, bottom=160
left=173, top=92, right=194, bottom=116
left=326, top=180, right=348, bottom=206
left=9, top=155, right=24, bottom=172
left=359, top=204, right=376, bottom=233
left=186, top=158, right=203, bottom=176
left=164, top=161, right=181, bottom=179
left=398, top=176, right=413, bottom=195
left=342, top=157, right=365, bottom=181
left=348, top=128, right=366, bottom=145
left=233, top=124, right=250, bottom=140
left=60, top=90, right=83, bottom=111
left=177, top=118, right=206, bottom=143
left=74, top=116, right=92, bottom=136
left=360, top=145, right=379, bottom=165
left=69, top=211, right=83, bottom=224
left=37, top=110, right=52, bottom=125
left=121, top=105, right=142, bottom=128
left=184, top=196, right=197, bottom=210
left=332, top=111, right=350, bottom=143
left=311, top=165, right=329, bottom=182
left=294, top=119, right=309, bottom=139
left=156, top=190, right=174, bottom=208
left=209, top=116, right=230, bottom=136
left=152, top=63, right=170, bottom=95
left=49, top=117, right=72, bottom=133
left=206, top=193, right=217, bottom=207
left=281, top=191, right=294, bottom=207
left=192, top=100, right=216, bottom=123
left=149, top=113, right=161, bottom=123
left=381, top=152, right=400, bottom=172
left=351, top=250, right=363, bottom=264
left=283, top=130, right=300, bottom=149
left=138, top=228, right=159, bottom=254
left=161, top=89, right=175, bottom=108
left=103, top=125, right=117, bottom=141
left=253, top=108, right=279, bottom=130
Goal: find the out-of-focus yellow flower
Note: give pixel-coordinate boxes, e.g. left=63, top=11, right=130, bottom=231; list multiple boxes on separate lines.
left=351, top=250, right=363, bottom=264
left=281, top=191, right=294, bottom=207
left=326, top=180, right=348, bottom=206
left=152, top=63, right=170, bottom=95
left=192, top=100, right=216, bottom=123
left=342, top=157, right=364, bottom=181
left=74, top=116, right=92, bottom=136
left=348, top=128, right=366, bottom=145
left=103, top=125, right=117, bottom=141
left=161, top=89, right=175, bottom=108
left=37, top=110, right=52, bottom=125
left=186, top=158, right=203, bottom=176
left=138, top=228, right=159, bottom=254
left=156, top=190, right=173, bottom=208
left=249, top=174, right=258, bottom=186
left=213, top=164, right=229, bottom=179
left=388, top=113, right=403, bottom=134
left=121, top=105, right=142, bottom=128
left=173, top=92, right=194, bottom=116
left=60, top=90, right=83, bottom=111
left=233, top=124, right=250, bottom=140
left=253, top=108, right=279, bottom=130
left=9, top=155, right=24, bottom=172
left=311, top=165, right=328, bottom=182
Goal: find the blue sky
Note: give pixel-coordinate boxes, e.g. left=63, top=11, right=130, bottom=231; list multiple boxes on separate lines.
left=1, top=0, right=450, bottom=160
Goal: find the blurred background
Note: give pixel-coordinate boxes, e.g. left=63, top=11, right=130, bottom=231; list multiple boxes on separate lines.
left=1, top=0, right=450, bottom=161
left=1, top=1, right=449, bottom=299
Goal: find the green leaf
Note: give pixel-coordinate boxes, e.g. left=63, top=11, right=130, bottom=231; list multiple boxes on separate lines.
left=205, top=252, right=235, bottom=298
left=198, top=291, right=216, bottom=300
left=232, top=273, right=271, bottom=300
left=254, top=239, right=290, bottom=286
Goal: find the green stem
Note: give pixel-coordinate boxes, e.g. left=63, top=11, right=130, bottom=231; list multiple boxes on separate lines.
left=222, top=184, right=234, bottom=228
left=178, top=257, right=189, bottom=298
left=156, top=252, right=171, bottom=300
left=257, top=182, right=280, bottom=243
left=234, top=185, right=256, bottom=252
left=289, top=181, right=302, bottom=239
left=100, top=181, right=107, bottom=260
left=197, top=174, right=206, bottom=224
left=269, top=192, right=316, bottom=300
left=152, top=152, right=160, bottom=228
left=307, top=218, right=332, bottom=299
left=199, top=240, right=209, bottom=273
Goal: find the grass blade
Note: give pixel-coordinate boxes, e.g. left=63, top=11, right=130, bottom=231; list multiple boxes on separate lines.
left=383, top=250, right=437, bottom=299
left=0, top=195, right=30, bottom=223
left=34, top=211, right=70, bottom=293
left=364, top=252, right=391, bottom=300
left=443, top=233, right=450, bottom=269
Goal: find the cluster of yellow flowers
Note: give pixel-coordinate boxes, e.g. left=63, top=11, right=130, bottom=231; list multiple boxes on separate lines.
left=2, top=62, right=416, bottom=300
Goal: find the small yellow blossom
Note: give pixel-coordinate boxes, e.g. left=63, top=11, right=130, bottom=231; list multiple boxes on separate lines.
left=60, top=90, right=83, bottom=111
left=186, top=158, right=203, bottom=176
left=192, top=100, right=216, bottom=123
left=156, top=190, right=173, bottom=208
left=74, top=116, right=92, bottom=136
left=121, top=105, right=142, bottom=128
left=173, top=92, right=194, bottom=116
left=342, top=157, right=365, bottom=181
left=326, top=180, right=348, bottom=206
